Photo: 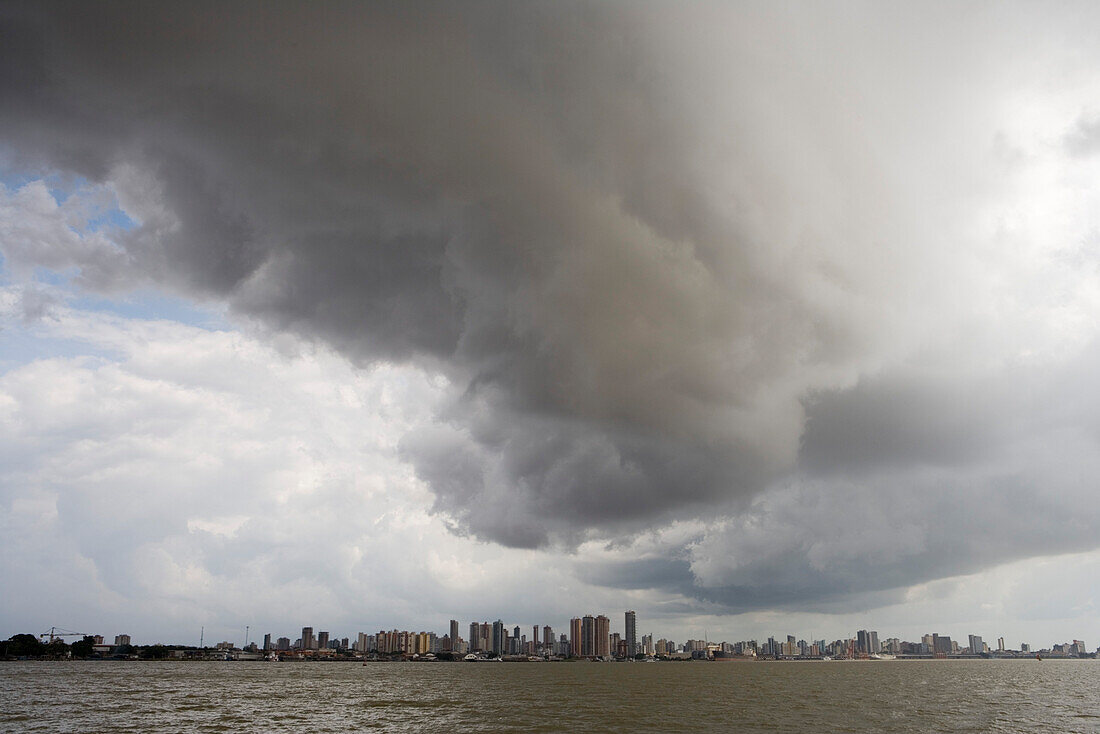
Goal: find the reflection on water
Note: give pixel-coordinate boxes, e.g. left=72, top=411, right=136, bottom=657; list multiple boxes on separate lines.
left=2, top=660, right=1098, bottom=733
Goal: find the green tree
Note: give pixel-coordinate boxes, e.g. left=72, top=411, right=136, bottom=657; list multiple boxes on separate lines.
left=45, top=639, right=69, bottom=658
left=140, top=644, right=169, bottom=659
left=71, top=636, right=96, bottom=658
left=6, top=634, right=45, bottom=657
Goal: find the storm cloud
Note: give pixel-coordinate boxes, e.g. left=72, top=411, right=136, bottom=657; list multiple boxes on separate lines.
left=3, top=0, right=1100, bottom=617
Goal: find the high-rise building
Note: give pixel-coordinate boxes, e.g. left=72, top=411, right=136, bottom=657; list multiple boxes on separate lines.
left=302, top=627, right=315, bottom=650
left=450, top=620, right=459, bottom=646
left=114, top=634, right=131, bottom=647
left=580, top=615, right=596, bottom=656
left=625, top=611, right=637, bottom=657
left=276, top=637, right=290, bottom=651
left=968, top=635, right=984, bottom=655
left=263, top=633, right=272, bottom=651
left=856, top=630, right=880, bottom=655
left=932, top=634, right=952, bottom=655
left=357, top=632, right=369, bottom=652
left=543, top=626, right=553, bottom=649
left=596, top=615, right=610, bottom=657
left=492, top=620, right=505, bottom=656
left=469, top=623, right=480, bottom=652
left=318, top=631, right=330, bottom=650
left=570, top=618, right=582, bottom=657
left=997, top=637, right=1005, bottom=652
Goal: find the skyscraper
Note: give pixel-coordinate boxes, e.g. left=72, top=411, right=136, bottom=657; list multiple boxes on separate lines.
left=596, top=615, right=610, bottom=657
left=625, top=611, right=637, bottom=657
left=301, top=627, right=315, bottom=650
left=570, top=618, right=582, bottom=657
left=543, top=625, right=553, bottom=648
left=581, top=615, right=596, bottom=656
left=450, top=619, right=459, bottom=646
left=262, top=633, right=272, bottom=651
left=492, top=620, right=505, bottom=656
left=469, top=623, right=480, bottom=652
left=318, top=631, right=329, bottom=649
left=856, top=630, right=879, bottom=655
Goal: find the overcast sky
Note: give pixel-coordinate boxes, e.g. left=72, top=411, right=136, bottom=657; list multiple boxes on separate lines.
left=2, top=1, right=1099, bottom=648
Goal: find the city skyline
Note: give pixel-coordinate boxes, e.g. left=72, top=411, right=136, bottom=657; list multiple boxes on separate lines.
left=13, top=610, right=1092, bottom=661
left=2, top=2, right=1100, bottom=647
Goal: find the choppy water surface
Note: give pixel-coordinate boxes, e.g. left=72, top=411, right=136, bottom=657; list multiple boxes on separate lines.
left=3, top=659, right=1098, bottom=733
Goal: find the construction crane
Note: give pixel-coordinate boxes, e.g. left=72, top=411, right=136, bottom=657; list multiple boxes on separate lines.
left=39, top=627, right=90, bottom=643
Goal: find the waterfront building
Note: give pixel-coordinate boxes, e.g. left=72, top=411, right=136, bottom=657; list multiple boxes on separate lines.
left=301, top=627, right=315, bottom=650
left=570, top=618, right=582, bottom=657
left=114, top=634, right=131, bottom=647
left=263, top=633, right=271, bottom=651
left=625, top=611, right=637, bottom=657
left=450, top=620, right=459, bottom=646
left=856, top=630, right=879, bottom=655
left=596, top=615, right=610, bottom=657
left=492, top=620, right=505, bottom=656
left=580, top=615, right=596, bottom=657
left=318, top=631, right=329, bottom=650
left=968, top=635, right=983, bottom=655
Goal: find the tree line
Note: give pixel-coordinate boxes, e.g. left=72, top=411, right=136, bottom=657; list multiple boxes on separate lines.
left=1, top=634, right=173, bottom=659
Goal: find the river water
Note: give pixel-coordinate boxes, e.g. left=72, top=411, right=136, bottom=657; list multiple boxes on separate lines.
left=2, top=659, right=1098, bottom=732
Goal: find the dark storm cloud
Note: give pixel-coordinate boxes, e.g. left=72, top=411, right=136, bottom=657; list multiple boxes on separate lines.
left=587, top=341, right=1100, bottom=614
left=0, top=1, right=843, bottom=542
left=4, top=1, right=1100, bottom=614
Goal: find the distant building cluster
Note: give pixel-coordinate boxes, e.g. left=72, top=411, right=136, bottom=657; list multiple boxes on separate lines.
left=246, top=613, right=1094, bottom=662
left=6, top=616, right=1094, bottom=661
